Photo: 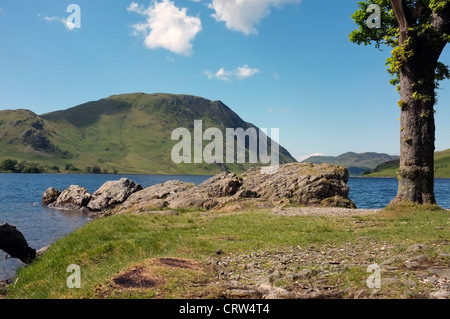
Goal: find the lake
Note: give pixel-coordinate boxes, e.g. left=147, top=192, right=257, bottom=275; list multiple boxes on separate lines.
left=1, top=173, right=449, bottom=281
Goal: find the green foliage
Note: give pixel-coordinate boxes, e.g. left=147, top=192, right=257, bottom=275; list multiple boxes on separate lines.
left=0, top=158, right=46, bottom=173
left=92, top=166, right=102, bottom=174
left=350, top=0, right=450, bottom=88
left=0, top=159, right=18, bottom=172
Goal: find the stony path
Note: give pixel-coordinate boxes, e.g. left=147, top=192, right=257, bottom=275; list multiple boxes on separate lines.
left=207, top=240, right=450, bottom=299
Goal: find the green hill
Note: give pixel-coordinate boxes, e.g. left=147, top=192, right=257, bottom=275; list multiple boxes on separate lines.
left=302, top=152, right=399, bottom=176
left=0, top=93, right=296, bottom=175
left=368, top=149, right=450, bottom=178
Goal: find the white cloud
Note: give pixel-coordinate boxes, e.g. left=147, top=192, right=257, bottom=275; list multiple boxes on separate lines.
left=39, top=14, right=77, bottom=30
left=128, top=0, right=202, bottom=56
left=236, top=64, right=260, bottom=79
left=205, top=65, right=260, bottom=81
left=208, top=0, right=301, bottom=35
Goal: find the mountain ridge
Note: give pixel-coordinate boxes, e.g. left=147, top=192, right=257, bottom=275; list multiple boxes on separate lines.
left=302, top=152, right=400, bottom=176
left=0, top=93, right=295, bottom=175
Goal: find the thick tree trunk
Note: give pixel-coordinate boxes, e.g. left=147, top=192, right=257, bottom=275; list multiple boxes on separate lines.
left=396, top=72, right=436, bottom=204
left=394, top=38, right=445, bottom=205
left=390, top=0, right=449, bottom=205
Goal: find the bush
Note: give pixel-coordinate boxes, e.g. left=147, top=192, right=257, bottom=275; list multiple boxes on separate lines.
left=92, top=166, right=102, bottom=174
left=0, top=159, right=18, bottom=172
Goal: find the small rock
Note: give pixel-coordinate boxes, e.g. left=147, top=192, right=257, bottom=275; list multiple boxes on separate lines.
left=226, top=289, right=261, bottom=299
left=381, top=258, right=396, bottom=266
left=427, top=267, right=450, bottom=279
left=429, top=290, right=449, bottom=299
left=269, top=269, right=282, bottom=282
left=410, top=255, right=427, bottom=263
left=403, top=279, right=416, bottom=287
left=404, top=261, right=420, bottom=269
left=407, top=244, right=429, bottom=253
left=382, top=277, right=399, bottom=286
left=353, top=289, right=366, bottom=299
left=296, top=269, right=314, bottom=280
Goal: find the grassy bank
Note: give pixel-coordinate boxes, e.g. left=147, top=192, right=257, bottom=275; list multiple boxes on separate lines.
left=5, top=204, right=449, bottom=299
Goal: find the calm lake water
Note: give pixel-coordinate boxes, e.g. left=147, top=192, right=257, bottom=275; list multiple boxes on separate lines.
left=1, top=174, right=449, bottom=280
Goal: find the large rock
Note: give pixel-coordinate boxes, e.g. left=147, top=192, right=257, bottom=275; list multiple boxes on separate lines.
left=118, top=180, right=195, bottom=213
left=240, top=163, right=355, bottom=208
left=87, top=178, right=143, bottom=211
left=49, top=185, right=92, bottom=210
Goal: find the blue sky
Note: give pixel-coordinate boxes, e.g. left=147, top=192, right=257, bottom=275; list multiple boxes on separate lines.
left=0, top=0, right=449, bottom=160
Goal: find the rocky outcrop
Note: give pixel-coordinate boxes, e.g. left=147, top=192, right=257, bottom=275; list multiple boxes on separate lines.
left=0, top=223, right=36, bottom=264
left=43, top=178, right=143, bottom=212
left=46, top=185, right=91, bottom=211
left=44, top=163, right=356, bottom=214
left=87, top=178, right=143, bottom=211
left=117, top=163, right=356, bottom=213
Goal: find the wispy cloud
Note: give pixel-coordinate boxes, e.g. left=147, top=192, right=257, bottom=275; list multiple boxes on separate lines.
left=205, top=64, right=260, bottom=81
left=208, top=0, right=301, bottom=35
left=127, top=0, right=202, bottom=56
left=38, top=14, right=77, bottom=30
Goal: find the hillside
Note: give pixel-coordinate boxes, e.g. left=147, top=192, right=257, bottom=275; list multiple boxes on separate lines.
left=0, top=93, right=296, bottom=175
left=302, top=152, right=399, bottom=176
left=368, top=149, right=450, bottom=178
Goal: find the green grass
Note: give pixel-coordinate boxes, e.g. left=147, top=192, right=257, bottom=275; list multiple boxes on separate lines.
left=6, top=204, right=449, bottom=299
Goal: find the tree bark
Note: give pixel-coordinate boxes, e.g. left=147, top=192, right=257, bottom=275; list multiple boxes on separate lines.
left=0, top=223, right=36, bottom=264
left=396, top=68, right=437, bottom=204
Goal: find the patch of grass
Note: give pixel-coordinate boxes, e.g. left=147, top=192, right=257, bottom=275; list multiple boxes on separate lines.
left=6, top=206, right=449, bottom=299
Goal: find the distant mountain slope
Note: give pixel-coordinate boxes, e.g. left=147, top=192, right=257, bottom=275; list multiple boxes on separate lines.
left=302, top=152, right=399, bottom=176
left=369, top=149, right=450, bottom=178
left=0, top=93, right=296, bottom=174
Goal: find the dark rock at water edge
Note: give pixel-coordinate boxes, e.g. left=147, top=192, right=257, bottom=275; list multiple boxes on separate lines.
left=0, top=223, right=36, bottom=264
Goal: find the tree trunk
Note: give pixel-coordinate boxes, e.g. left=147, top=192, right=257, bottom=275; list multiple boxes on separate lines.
left=396, top=72, right=436, bottom=204
left=389, top=0, right=449, bottom=205
left=394, top=38, right=445, bottom=205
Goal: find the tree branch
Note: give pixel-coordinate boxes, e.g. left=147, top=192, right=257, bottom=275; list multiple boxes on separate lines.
left=391, top=0, right=409, bottom=44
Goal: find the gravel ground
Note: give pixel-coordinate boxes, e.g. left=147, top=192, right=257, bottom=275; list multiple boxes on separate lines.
left=207, top=240, right=450, bottom=299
